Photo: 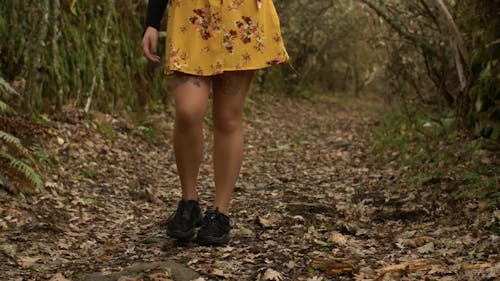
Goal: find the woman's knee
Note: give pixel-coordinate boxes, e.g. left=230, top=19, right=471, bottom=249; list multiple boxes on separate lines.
left=175, top=106, right=205, bottom=132
left=173, top=75, right=209, bottom=132
left=213, top=113, right=243, bottom=134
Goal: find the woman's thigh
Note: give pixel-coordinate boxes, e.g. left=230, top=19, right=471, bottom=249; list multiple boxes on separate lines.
left=212, top=70, right=254, bottom=122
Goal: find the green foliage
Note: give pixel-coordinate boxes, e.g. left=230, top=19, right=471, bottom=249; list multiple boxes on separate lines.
left=0, top=0, right=496, bottom=143
left=31, top=143, right=58, bottom=165
left=243, top=96, right=255, bottom=118
left=137, top=125, right=155, bottom=145
left=361, top=0, right=499, bottom=141
left=0, top=98, right=44, bottom=193
left=273, top=0, right=380, bottom=95
left=97, top=121, right=117, bottom=141
left=0, top=100, right=7, bottom=112
left=0, top=151, right=44, bottom=192
left=82, top=169, right=94, bottom=179
left=468, top=59, right=499, bottom=139
left=0, top=131, right=31, bottom=157
left=374, top=107, right=499, bottom=201
left=83, top=198, right=96, bottom=204
left=466, top=1, right=499, bottom=139
left=0, top=0, right=165, bottom=113
left=204, top=112, right=214, bottom=128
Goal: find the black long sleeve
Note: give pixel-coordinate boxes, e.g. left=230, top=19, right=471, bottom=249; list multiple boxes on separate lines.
left=145, top=0, right=168, bottom=31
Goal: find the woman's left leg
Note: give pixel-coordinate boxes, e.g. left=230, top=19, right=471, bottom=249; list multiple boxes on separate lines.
left=211, top=70, right=254, bottom=215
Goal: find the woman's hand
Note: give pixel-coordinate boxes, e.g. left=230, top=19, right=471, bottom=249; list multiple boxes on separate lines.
left=142, top=27, right=160, bottom=63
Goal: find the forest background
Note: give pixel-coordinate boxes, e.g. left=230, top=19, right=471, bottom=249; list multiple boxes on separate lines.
left=0, top=0, right=499, bottom=279
left=0, top=0, right=498, bottom=209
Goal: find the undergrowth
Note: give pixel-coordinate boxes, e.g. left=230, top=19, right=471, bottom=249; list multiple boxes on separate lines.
left=374, top=106, right=499, bottom=202
left=0, top=99, right=44, bottom=194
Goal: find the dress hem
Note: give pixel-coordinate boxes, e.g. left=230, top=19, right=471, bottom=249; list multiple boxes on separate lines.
left=163, top=60, right=290, bottom=77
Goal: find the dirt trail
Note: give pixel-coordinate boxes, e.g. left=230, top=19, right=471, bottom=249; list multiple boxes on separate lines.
left=0, top=95, right=498, bottom=280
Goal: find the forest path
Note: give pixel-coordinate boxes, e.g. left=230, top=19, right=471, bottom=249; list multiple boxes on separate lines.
left=0, top=95, right=497, bottom=280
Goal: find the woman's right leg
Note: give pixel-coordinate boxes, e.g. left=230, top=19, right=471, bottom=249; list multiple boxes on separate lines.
left=173, top=73, right=211, bottom=200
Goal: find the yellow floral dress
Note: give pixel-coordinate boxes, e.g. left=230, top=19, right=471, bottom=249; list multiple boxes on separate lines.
left=165, top=0, right=290, bottom=76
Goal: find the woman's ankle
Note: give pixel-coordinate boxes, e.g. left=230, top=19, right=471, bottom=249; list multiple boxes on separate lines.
left=182, top=194, right=198, bottom=201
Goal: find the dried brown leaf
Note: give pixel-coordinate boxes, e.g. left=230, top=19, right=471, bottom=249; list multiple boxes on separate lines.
left=261, top=268, right=284, bottom=281
left=329, top=231, right=347, bottom=246
left=257, top=216, right=277, bottom=228
left=49, top=273, right=71, bottom=281
left=212, top=268, right=228, bottom=278
left=17, top=256, right=39, bottom=268
left=148, top=272, right=173, bottom=281
left=417, top=242, right=435, bottom=254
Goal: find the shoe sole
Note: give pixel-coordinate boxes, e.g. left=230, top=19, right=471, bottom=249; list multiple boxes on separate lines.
left=197, top=234, right=230, bottom=246
left=167, top=228, right=196, bottom=241
left=167, top=219, right=202, bottom=242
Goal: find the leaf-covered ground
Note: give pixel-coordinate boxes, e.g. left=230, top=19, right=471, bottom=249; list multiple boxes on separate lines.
left=0, top=95, right=498, bottom=280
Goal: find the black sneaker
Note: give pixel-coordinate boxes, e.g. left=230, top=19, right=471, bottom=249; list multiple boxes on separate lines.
left=197, top=209, right=231, bottom=246
left=166, top=200, right=203, bottom=241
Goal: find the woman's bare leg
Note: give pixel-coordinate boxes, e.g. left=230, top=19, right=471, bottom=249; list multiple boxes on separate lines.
left=173, top=73, right=211, bottom=201
left=211, top=70, right=254, bottom=214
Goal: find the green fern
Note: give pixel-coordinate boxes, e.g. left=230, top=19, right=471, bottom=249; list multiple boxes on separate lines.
left=0, top=130, right=30, bottom=157
left=0, top=151, right=43, bottom=191
left=0, top=98, right=43, bottom=193
left=0, top=100, right=7, bottom=113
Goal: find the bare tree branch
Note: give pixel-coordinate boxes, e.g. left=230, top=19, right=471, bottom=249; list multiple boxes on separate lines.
left=433, top=0, right=470, bottom=66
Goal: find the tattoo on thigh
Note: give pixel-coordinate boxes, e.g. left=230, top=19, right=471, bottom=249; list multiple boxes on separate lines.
left=219, top=76, right=249, bottom=95
left=174, top=74, right=202, bottom=88
left=192, top=79, right=201, bottom=87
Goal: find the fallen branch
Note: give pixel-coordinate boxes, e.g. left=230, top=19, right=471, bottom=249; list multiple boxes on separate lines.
left=461, top=263, right=492, bottom=270
left=310, top=258, right=355, bottom=276
left=374, top=259, right=441, bottom=281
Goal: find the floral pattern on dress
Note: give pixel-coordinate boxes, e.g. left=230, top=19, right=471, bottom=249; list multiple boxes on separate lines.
left=227, top=0, right=244, bottom=11
left=188, top=5, right=222, bottom=40
left=169, top=44, right=188, bottom=70
left=273, top=32, right=282, bottom=43
left=235, top=51, right=252, bottom=70
left=195, top=67, right=204, bottom=76
left=235, top=16, right=264, bottom=51
left=223, top=29, right=238, bottom=53
left=242, top=52, right=252, bottom=65
left=210, top=60, right=224, bottom=74
left=266, top=50, right=288, bottom=66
